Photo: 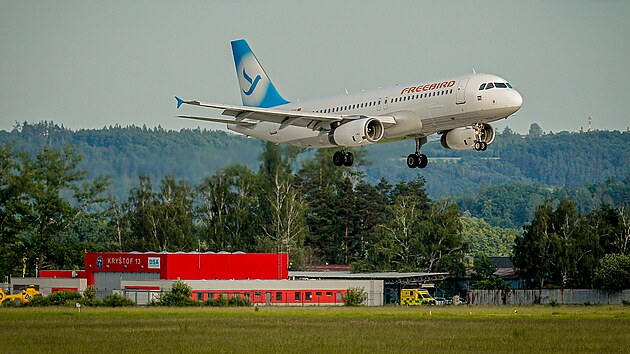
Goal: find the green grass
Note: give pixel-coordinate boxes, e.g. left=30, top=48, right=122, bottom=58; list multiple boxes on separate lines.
left=1, top=306, right=629, bottom=353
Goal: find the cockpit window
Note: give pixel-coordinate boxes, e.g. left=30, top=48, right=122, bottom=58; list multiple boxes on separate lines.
left=495, top=82, right=507, bottom=88
left=479, top=83, right=486, bottom=90
left=485, top=82, right=495, bottom=90
left=506, top=83, right=513, bottom=88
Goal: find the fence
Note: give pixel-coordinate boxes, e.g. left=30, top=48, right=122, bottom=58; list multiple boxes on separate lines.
left=468, top=289, right=630, bottom=305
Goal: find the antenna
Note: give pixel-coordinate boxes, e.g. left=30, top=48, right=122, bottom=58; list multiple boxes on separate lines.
left=472, top=68, right=477, bottom=74
left=588, top=116, right=592, bottom=132
left=345, top=89, right=349, bottom=94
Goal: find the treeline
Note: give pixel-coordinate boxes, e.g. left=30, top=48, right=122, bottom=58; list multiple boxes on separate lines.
left=514, top=199, right=630, bottom=290
left=2, top=122, right=629, bottom=200
left=457, top=178, right=630, bottom=229
left=0, top=122, right=262, bottom=200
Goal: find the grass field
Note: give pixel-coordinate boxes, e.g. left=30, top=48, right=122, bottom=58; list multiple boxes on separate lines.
left=1, top=305, right=629, bottom=353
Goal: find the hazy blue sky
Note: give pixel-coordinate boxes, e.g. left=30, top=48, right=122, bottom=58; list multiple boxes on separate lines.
left=1, top=1, right=628, bottom=134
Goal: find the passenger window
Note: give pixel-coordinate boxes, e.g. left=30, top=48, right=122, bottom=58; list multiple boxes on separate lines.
left=486, top=83, right=494, bottom=89
left=479, top=83, right=486, bottom=90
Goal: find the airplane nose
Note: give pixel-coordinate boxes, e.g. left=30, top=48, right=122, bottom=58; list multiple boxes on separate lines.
left=511, top=90, right=523, bottom=112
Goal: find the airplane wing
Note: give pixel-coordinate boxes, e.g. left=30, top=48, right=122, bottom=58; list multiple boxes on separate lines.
left=177, top=115, right=256, bottom=127
left=175, top=97, right=396, bottom=131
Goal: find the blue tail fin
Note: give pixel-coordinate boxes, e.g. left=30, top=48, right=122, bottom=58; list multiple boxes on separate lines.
left=231, top=39, right=289, bottom=108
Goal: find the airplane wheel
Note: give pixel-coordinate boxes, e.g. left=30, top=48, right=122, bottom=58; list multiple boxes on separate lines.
left=418, top=154, right=428, bottom=169
left=474, top=141, right=482, bottom=151
left=333, top=151, right=345, bottom=166
left=480, top=142, right=488, bottom=151
left=407, top=154, right=419, bottom=168
left=343, top=152, right=354, bottom=167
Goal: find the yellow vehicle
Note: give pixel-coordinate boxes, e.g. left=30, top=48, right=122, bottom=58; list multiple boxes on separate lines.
left=0, top=286, right=42, bottom=305
left=400, top=288, right=436, bottom=305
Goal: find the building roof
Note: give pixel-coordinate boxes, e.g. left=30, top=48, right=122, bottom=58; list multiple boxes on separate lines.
left=289, top=271, right=449, bottom=284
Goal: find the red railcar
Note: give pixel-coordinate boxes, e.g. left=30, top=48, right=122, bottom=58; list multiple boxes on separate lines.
left=191, top=289, right=348, bottom=305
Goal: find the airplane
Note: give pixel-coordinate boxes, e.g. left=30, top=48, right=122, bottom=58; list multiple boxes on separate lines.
left=175, top=39, right=522, bottom=168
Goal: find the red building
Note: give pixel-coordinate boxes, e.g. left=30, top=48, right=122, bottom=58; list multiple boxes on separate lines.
left=83, top=252, right=288, bottom=284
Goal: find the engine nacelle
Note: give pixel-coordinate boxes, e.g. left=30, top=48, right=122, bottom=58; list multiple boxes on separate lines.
left=440, top=124, right=495, bottom=150
left=329, top=118, right=384, bottom=146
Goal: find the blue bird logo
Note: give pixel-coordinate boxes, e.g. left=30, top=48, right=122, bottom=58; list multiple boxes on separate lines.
left=242, top=68, right=261, bottom=96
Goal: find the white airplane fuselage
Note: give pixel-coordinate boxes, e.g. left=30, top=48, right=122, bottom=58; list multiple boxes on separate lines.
left=229, top=73, right=522, bottom=147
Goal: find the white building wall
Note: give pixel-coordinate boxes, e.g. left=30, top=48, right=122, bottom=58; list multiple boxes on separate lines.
left=11, top=277, right=87, bottom=296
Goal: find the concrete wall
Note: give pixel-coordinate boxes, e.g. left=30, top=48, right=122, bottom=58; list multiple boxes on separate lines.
left=469, top=289, right=630, bottom=305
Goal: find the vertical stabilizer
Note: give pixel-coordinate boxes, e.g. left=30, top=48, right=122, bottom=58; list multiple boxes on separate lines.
left=231, top=39, right=290, bottom=108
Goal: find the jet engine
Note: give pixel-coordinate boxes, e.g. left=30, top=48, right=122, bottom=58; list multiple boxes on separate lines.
left=440, top=123, right=495, bottom=151
left=329, top=118, right=384, bottom=146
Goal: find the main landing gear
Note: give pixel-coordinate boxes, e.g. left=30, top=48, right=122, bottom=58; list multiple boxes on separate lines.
left=472, top=123, right=488, bottom=151
left=333, top=150, right=354, bottom=167
left=407, top=136, right=428, bottom=169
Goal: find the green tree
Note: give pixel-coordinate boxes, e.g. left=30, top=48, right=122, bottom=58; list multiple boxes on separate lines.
left=528, top=123, right=544, bottom=137
left=593, top=254, right=630, bottom=291
left=196, top=166, right=258, bottom=252
left=123, top=175, right=195, bottom=251
left=419, top=201, right=466, bottom=274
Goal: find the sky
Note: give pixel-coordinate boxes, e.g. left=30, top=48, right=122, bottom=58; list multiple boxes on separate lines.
left=1, top=0, right=629, bottom=134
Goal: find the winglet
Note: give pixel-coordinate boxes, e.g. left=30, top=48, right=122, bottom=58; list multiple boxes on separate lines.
left=175, top=96, right=185, bottom=109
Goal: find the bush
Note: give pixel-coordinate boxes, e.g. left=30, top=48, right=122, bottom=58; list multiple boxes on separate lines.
left=204, top=295, right=229, bottom=307
left=102, top=293, right=136, bottom=307
left=0, top=299, right=23, bottom=308
left=593, top=254, right=630, bottom=291
left=342, top=287, right=368, bottom=306
left=83, top=285, right=97, bottom=300
left=227, top=296, right=251, bottom=307
left=26, top=290, right=82, bottom=307
left=157, top=281, right=199, bottom=307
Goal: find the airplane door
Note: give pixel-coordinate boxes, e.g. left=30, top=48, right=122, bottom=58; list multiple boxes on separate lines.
left=456, top=78, right=469, bottom=104
left=384, top=97, right=389, bottom=110
left=377, top=98, right=382, bottom=111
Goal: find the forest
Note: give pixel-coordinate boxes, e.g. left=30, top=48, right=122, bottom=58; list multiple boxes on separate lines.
left=1, top=121, right=629, bottom=289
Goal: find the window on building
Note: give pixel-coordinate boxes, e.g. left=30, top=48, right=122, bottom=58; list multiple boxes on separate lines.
left=326, top=292, right=332, bottom=296
left=306, top=292, right=312, bottom=301
left=196, top=292, right=203, bottom=301
left=336, top=292, right=343, bottom=301
left=276, top=292, right=282, bottom=301
left=316, top=292, right=322, bottom=297
left=295, top=292, right=301, bottom=301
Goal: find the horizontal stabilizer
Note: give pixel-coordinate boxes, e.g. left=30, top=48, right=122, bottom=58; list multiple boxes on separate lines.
left=177, top=115, right=256, bottom=127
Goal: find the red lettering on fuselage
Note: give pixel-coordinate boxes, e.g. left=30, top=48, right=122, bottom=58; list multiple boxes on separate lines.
left=400, top=80, right=456, bottom=95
